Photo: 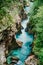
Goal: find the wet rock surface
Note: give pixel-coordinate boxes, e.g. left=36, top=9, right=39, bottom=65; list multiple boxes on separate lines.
left=25, top=22, right=34, bottom=34
left=11, top=56, right=19, bottom=64
left=16, top=40, right=23, bottom=47
left=16, top=22, right=22, bottom=34
left=19, top=7, right=27, bottom=20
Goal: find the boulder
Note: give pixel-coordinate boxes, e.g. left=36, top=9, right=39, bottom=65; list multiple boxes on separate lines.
left=11, top=60, right=17, bottom=64
left=11, top=57, right=19, bottom=61
left=16, top=21, right=22, bottom=34
left=26, top=1, right=30, bottom=7
left=25, top=55, right=38, bottom=65
left=11, top=56, right=19, bottom=64
left=16, top=40, right=23, bottom=47
left=26, top=3, right=30, bottom=7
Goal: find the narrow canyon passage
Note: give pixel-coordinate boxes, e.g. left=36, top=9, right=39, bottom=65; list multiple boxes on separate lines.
left=7, top=1, right=34, bottom=65
left=0, top=0, right=43, bottom=65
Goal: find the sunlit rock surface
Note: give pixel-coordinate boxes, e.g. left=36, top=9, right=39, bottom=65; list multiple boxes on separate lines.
left=0, top=44, right=6, bottom=65
left=25, top=55, right=38, bottom=65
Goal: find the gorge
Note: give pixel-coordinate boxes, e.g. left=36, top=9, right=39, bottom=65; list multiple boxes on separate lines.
left=7, top=1, right=34, bottom=65
left=0, top=0, right=43, bottom=65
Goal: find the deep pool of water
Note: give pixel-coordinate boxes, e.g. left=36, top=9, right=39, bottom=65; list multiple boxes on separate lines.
left=7, top=2, right=33, bottom=65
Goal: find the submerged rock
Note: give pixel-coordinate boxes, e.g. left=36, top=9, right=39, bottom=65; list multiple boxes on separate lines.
left=11, top=56, right=19, bottom=64
left=11, top=56, right=19, bottom=61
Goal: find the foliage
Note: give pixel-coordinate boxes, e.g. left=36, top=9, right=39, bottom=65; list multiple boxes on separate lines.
left=0, top=0, right=23, bottom=32
left=30, top=1, right=43, bottom=65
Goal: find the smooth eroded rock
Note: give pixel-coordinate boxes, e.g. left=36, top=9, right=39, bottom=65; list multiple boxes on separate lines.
left=16, top=40, right=23, bottom=47
left=11, top=56, right=19, bottom=64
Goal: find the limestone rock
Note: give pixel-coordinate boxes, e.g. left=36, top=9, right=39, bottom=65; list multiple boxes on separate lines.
left=11, top=56, right=19, bottom=64
left=11, top=56, right=19, bottom=61
left=16, top=40, right=23, bottom=47
left=16, top=21, right=22, bottom=34
left=0, top=44, right=6, bottom=65
left=25, top=55, right=38, bottom=65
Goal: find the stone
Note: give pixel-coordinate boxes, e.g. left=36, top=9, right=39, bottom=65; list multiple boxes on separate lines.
left=11, top=57, right=19, bottom=64
left=16, top=21, right=22, bottom=34
left=25, top=55, right=38, bottom=65
left=19, top=7, right=27, bottom=20
left=0, top=44, right=6, bottom=65
left=5, top=50, right=8, bottom=57
left=11, top=60, right=17, bottom=64
left=26, top=2, right=30, bottom=7
left=11, top=57, right=19, bottom=61
left=16, top=40, right=23, bottom=47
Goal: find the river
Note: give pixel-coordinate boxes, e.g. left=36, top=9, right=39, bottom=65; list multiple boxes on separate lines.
left=7, top=1, right=33, bottom=65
